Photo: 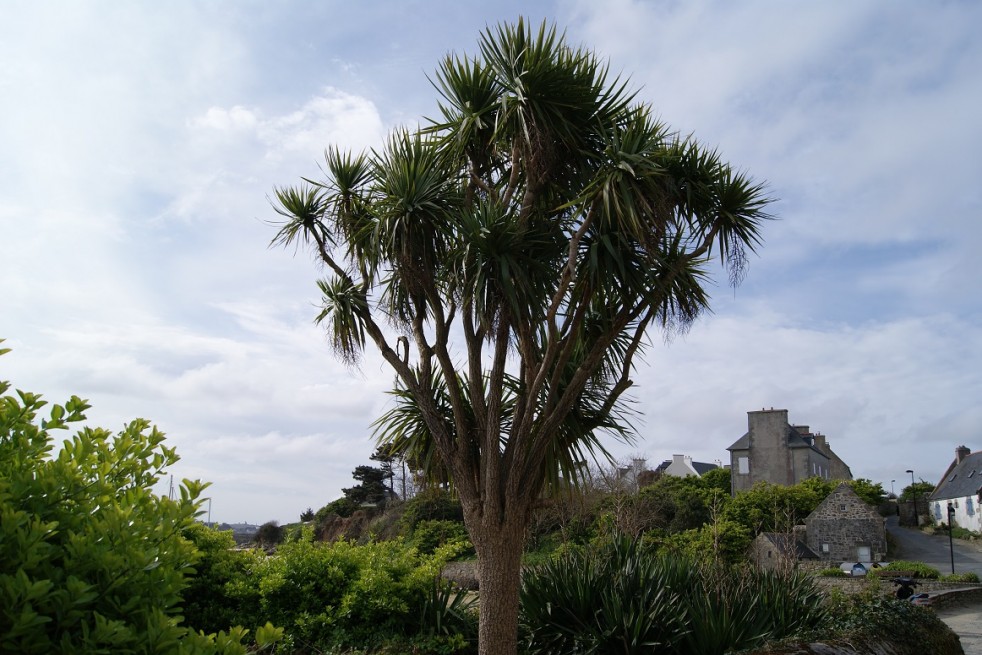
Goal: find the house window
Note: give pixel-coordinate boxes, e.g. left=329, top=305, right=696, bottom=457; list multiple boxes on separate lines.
left=738, top=457, right=749, bottom=475
left=822, top=543, right=829, bottom=553
left=934, top=503, right=942, bottom=520
left=839, top=504, right=846, bottom=511
left=967, top=497, right=974, bottom=517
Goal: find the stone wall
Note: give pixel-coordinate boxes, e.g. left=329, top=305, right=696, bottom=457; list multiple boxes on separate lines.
left=806, top=486, right=886, bottom=561
left=813, top=576, right=982, bottom=599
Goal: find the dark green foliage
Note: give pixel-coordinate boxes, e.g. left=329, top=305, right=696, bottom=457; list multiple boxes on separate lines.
left=940, top=571, right=980, bottom=583
left=660, top=516, right=753, bottom=566
left=949, top=525, right=979, bottom=540
left=197, top=533, right=472, bottom=652
left=519, top=536, right=828, bottom=655
left=846, top=478, right=886, bottom=507
left=878, top=560, right=941, bottom=579
left=418, top=580, right=478, bottom=640
left=400, top=488, right=465, bottom=532
left=820, top=592, right=961, bottom=653
left=412, top=520, right=473, bottom=556
left=725, top=478, right=833, bottom=533
left=255, top=520, right=284, bottom=547
left=343, top=464, right=391, bottom=505
left=181, top=524, right=264, bottom=635
left=520, top=537, right=687, bottom=654
left=699, top=467, right=731, bottom=494
left=680, top=567, right=828, bottom=655
left=899, top=480, right=934, bottom=503
left=300, top=507, right=315, bottom=522
left=316, top=496, right=360, bottom=520
left=0, top=345, right=260, bottom=654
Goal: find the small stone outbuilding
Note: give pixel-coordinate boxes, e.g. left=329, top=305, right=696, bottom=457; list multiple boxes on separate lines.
left=804, top=482, right=886, bottom=563
left=750, top=532, right=819, bottom=571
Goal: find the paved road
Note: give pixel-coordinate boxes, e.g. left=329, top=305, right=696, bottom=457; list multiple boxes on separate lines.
left=937, top=606, right=982, bottom=655
left=885, top=515, right=982, bottom=577
left=886, top=516, right=982, bottom=653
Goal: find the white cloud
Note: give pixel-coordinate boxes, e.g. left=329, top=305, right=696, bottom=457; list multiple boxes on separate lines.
left=191, top=106, right=261, bottom=132
left=1, top=1, right=979, bottom=524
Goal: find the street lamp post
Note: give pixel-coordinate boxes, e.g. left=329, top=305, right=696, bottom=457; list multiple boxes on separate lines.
left=891, top=479, right=895, bottom=496
left=947, top=503, right=956, bottom=575
left=906, top=469, right=917, bottom=526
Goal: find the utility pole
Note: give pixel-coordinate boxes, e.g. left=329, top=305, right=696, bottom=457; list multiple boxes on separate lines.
left=905, top=469, right=917, bottom=526
left=947, top=502, right=956, bottom=574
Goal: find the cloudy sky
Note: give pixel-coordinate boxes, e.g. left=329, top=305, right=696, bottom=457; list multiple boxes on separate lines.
left=2, top=1, right=979, bottom=523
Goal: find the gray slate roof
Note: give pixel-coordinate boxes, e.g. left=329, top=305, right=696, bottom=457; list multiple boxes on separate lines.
left=930, top=451, right=982, bottom=501
left=759, top=532, right=820, bottom=560
left=653, top=459, right=720, bottom=475
left=692, top=461, right=719, bottom=475
left=727, top=426, right=827, bottom=458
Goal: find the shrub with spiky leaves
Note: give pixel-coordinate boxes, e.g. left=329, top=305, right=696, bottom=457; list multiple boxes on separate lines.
left=520, top=534, right=829, bottom=655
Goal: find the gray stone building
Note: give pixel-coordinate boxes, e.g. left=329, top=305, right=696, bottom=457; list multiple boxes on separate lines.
left=727, top=408, right=851, bottom=496
left=749, top=532, right=819, bottom=571
left=804, top=483, right=886, bottom=563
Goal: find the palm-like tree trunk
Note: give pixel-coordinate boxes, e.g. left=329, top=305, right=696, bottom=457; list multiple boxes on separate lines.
left=472, top=512, right=527, bottom=655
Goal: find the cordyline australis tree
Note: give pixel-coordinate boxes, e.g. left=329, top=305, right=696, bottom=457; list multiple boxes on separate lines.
left=270, top=20, right=770, bottom=655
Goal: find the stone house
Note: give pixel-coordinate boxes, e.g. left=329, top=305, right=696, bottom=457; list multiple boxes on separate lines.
left=653, top=454, right=719, bottom=478
left=928, top=445, right=982, bottom=533
left=750, top=531, right=819, bottom=571
left=727, top=408, right=851, bottom=496
left=804, top=483, right=886, bottom=563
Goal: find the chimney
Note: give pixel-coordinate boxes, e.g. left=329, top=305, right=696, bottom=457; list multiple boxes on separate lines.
left=956, top=445, right=971, bottom=464
left=793, top=425, right=811, bottom=436
left=813, top=434, right=827, bottom=450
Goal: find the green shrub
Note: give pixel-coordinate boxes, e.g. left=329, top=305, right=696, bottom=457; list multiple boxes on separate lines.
left=818, top=567, right=848, bottom=577
left=411, top=519, right=473, bottom=556
left=940, top=572, right=980, bottom=583
left=951, top=526, right=980, bottom=540
left=400, top=488, right=464, bottom=533
left=519, top=535, right=828, bottom=655
left=181, top=524, right=266, bottom=634
left=316, top=496, right=360, bottom=520
left=0, top=346, right=264, bottom=654
left=878, top=560, right=941, bottom=579
left=520, top=537, right=687, bottom=654
left=232, top=534, right=472, bottom=652
left=417, top=579, right=477, bottom=641
left=820, top=593, right=961, bottom=652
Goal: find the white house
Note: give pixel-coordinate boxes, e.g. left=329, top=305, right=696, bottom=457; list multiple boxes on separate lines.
left=655, top=454, right=719, bottom=478
left=929, top=445, right=982, bottom=533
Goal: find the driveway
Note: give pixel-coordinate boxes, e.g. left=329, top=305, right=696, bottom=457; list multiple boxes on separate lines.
left=885, top=515, right=982, bottom=577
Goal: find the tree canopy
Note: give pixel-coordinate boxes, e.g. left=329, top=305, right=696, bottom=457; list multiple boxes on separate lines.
left=270, top=19, right=771, bottom=655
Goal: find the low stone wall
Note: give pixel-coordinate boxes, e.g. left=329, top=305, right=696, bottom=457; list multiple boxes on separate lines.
left=441, top=561, right=480, bottom=590
left=813, top=575, right=982, bottom=601
left=929, top=585, right=982, bottom=610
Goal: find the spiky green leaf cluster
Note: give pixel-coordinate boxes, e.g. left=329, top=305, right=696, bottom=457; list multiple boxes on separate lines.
left=270, top=18, right=771, bottom=508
